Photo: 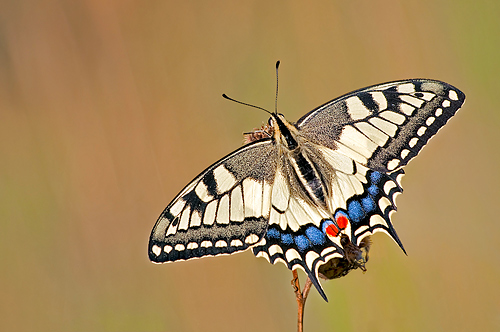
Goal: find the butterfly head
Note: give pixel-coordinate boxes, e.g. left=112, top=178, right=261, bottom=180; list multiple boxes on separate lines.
left=268, top=113, right=300, bottom=150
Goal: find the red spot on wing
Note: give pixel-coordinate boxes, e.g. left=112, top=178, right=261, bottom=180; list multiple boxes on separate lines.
left=326, top=224, right=340, bottom=237
left=336, top=215, right=349, bottom=230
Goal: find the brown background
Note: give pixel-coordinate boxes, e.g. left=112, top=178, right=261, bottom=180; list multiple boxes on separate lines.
left=1, top=1, right=499, bottom=331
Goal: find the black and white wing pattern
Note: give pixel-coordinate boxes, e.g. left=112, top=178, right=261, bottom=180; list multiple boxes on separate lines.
left=149, top=140, right=278, bottom=262
left=149, top=78, right=465, bottom=302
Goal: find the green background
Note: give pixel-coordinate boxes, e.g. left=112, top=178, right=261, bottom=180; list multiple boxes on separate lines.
left=1, top=1, right=499, bottom=331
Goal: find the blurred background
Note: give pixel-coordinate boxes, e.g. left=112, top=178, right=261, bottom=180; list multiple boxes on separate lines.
left=1, top=1, right=499, bottom=331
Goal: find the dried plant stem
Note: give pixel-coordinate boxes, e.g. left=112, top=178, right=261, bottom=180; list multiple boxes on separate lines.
left=291, top=270, right=313, bottom=332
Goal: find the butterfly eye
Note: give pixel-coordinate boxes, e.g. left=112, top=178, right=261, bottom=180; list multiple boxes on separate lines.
left=268, top=117, right=274, bottom=126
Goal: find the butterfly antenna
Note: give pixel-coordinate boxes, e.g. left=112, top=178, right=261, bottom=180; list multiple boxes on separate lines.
left=275, top=60, right=280, bottom=114
left=222, top=94, right=272, bottom=116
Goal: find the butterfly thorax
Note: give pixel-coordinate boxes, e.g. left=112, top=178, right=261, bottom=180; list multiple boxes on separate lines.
left=271, top=113, right=299, bottom=150
left=271, top=114, right=331, bottom=213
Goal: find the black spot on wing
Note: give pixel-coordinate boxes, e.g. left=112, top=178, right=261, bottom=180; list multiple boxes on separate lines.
left=383, top=90, right=401, bottom=111
left=412, top=80, right=423, bottom=91
left=202, top=171, right=218, bottom=197
left=161, top=210, right=175, bottom=221
left=358, top=92, right=379, bottom=112
left=182, top=190, right=207, bottom=215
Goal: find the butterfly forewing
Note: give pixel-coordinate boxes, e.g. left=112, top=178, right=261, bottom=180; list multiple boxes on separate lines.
left=297, top=79, right=466, bottom=172
left=149, top=139, right=278, bottom=262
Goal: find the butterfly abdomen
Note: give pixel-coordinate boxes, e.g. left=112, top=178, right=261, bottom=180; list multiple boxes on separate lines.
left=288, top=151, right=328, bottom=207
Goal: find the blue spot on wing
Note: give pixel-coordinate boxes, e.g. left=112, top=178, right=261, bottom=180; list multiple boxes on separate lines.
left=321, top=219, right=335, bottom=233
left=361, top=196, right=376, bottom=213
left=305, top=226, right=326, bottom=245
left=368, top=184, right=379, bottom=196
left=348, top=200, right=365, bottom=223
left=281, top=233, right=293, bottom=245
left=370, top=171, right=382, bottom=185
left=334, top=210, right=349, bottom=220
left=267, top=228, right=280, bottom=239
left=294, top=235, right=311, bottom=252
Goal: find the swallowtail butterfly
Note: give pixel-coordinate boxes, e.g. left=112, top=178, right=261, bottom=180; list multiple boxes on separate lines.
left=149, top=66, right=465, bottom=301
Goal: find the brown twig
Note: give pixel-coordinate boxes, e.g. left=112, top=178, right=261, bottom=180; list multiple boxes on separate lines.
left=291, top=270, right=313, bottom=332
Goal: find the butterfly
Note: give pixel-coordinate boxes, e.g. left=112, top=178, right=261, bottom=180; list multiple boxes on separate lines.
left=148, top=65, right=465, bottom=301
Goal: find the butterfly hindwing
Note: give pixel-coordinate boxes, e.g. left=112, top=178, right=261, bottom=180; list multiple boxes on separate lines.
left=251, top=161, right=405, bottom=300
left=149, top=139, right=278, bottom=262
left=343, top=168, right=405, bottom=250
